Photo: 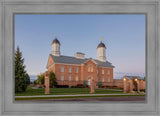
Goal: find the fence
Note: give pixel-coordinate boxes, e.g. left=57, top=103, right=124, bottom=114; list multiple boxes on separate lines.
left=29, top=79, right=123, bottom=89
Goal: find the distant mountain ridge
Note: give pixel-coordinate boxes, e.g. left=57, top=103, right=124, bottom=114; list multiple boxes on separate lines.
left=114, top=72, right=145, bottom=79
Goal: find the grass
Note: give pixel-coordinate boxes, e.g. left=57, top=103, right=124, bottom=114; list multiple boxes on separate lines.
left=15, top=86, right=123, bottom=96
left=15, top=94, right=145, bottom=100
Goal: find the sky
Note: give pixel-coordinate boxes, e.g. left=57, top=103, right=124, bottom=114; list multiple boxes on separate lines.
left=15, top=14, right=145, bottom=79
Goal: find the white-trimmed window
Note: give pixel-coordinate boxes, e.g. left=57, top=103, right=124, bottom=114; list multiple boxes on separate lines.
left=61, top=75, right=64, bottom=81
left=76, top=75, right=78, bottom=81
left=69, top=75, right=71, bottom=81
left=102, top=70, right=104, bottom=74
left=102, top=77, right=104, bottom=82
left=91, top=67, right=93, bottom=72
left=88, top=67, right=90, bottom=72
left=107, top=70, right=110, bottom=75
left=107, top=77, right=110, bottom=82
left=76, top=67, right=78, bottom=73
left=88, top=65, right=93, bottom=72
left=69, top=67, right=71, bottom=73
left=61, top=67, right=64, bottom=72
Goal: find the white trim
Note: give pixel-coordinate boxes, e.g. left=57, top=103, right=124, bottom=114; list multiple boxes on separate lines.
left=54, top=62, right=81, bottom=66
left=47, top=63, right=54, bottom=69
left=84, top=59, right=98, bottom=65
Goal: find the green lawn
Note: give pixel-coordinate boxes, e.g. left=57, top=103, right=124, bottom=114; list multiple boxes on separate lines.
left=15, top=86, right=123, bottom=96
left=15, top=94, right=145, bottom=101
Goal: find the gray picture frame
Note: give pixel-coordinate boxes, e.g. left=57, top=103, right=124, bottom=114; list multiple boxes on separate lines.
left=0, top=0, right=159, bottom=116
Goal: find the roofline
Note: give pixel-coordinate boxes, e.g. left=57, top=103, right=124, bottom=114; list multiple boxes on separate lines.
left=51, top=62, right=81, bottom=66
left=83, top=58, right=98, bottom=65
left=123, top=76, right=143, bottom=80
left=48, top=62, right=114, bottom=68
left=98, top=66, right=114, bottom=69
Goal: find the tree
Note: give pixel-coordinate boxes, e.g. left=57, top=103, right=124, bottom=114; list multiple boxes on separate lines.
left=26, top=74, right=30, bottom=85
left=143, top=77, right=145, bottom=81
left=37, top=73, right=44, bottom=84
left=15, top=46, right=30, bottom=93
left=49, top=71, right=57, bottom=88
left=33, top=80, right=38, bottom=85
left=83, top=80, right=87, bottom=88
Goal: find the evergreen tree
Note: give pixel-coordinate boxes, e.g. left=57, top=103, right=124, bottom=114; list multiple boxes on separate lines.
left=83, top=80, right=87, bottom=88
left=15, top=46, right=30, bottom=93
left=49, top=71, right=57, bottom=88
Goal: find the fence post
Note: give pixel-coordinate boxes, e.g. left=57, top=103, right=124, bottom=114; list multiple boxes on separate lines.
left=123, top=78, right=127, bottom=93
left=129, top=80, right=133, bottom=92
left=45, top=71, right=50, bottom=94
left=90, top=78, right=95, bottom=93
left=137, top=80, right=140, bottom=92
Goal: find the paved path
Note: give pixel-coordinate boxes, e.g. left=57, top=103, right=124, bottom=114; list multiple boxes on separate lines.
left=16, top=96, right=145, bottom=102
left=15, top=93, right=144, bottom=98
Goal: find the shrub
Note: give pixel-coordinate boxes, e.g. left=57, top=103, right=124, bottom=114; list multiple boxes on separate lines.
left=129, top=91, right=135, bottom=94
left=133, top=88, right=137, bottom=91
left=71, top=86, right=76, bottom=88
left=140, top=89, right=145, bottom=92
left=55, top=85, right=69, bottom=88
left=76, top=84, right=83, bottom=88
left=97, top=81, right=103, bottom=88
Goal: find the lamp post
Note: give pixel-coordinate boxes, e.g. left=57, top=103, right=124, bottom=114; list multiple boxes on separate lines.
left=123, top=78, right=127, bottom=93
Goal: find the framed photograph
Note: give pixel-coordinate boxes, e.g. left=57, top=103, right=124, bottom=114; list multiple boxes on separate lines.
left=0, top=0, right=159, bottom=116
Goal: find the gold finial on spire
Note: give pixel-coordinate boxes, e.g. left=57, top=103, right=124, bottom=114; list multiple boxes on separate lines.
left=100, top=37, right=102, bottom=42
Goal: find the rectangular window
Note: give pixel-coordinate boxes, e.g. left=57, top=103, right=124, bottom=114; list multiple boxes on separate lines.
left=69, top=67, right=71, bottom=73
left=69, top=75, right=71, bottom=81
left=107, top=77, right=110, bottom=82
left=107, top=70, right=110, bottom=75
left=76, top=75, right=78, bottom=81
left=102, top=77, right=104, bottom=82
left=61, top=67, right=64, bottom=72
left=102, top=70, right=104, bottom=74
left=76, top=67, right=78, bottom=73
left=61, top=75, right=64, bottom=81
left=91, top=67, right=93, bottom=72
left=88, top=67, right=90, bottom=72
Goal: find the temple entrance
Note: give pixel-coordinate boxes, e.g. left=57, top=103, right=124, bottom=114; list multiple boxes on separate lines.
left=127, top=82, right=130, bottom=92
left=88, top=76, right=92, bottom=86
left=88, top=79, right=91, bottom=86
